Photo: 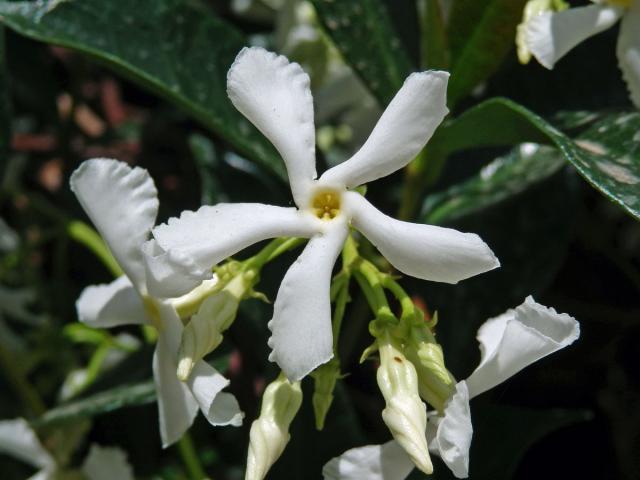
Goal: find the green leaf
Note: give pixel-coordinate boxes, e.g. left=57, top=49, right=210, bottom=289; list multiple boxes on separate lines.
left=32, top=381, right=156, bottom=428
left=0, top=27, right=9, bottom=156
left=0, top=0, right=286, bottom=180
left=431, top=98, right=640, bottom=221
left=422, top=144, right=564, bottom=224
left=446, top=0, right=528, bottom=106
left=310, top=0, right=413, bottom=105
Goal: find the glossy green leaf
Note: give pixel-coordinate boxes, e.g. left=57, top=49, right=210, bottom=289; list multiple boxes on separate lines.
left=431, top=98, right=640, bottom=221
left=310, top=0, right=413, bottom=105
left=0, top=0, right=286, bottom=180
left=32, top=380, right=156, bottom=428
left=447, top=0, right=528, bottom=106
left=422, top=144, right=564, bottom=224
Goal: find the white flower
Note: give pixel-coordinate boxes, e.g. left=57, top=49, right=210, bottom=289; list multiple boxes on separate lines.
left=323, top=297, right=580, bottom=479
left=71, top=158, right=243, bottom=448
left=523, top=0, right=640, bottom=107
left=0, top=418, right=134, bottom=480
left=142, top=46, right=500, bottom=382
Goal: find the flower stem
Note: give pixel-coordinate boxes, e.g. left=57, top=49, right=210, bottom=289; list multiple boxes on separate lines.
left=177, top=432, right=208, bottom=480
left=67, top=220, right=123, bottom=277
left=0, top=342, right=46, bottom=416
left=245, top=237, right=305, bottom=270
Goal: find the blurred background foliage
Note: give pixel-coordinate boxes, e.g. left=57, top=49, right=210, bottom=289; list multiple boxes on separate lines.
left=0, top=0, right=639, bottom=478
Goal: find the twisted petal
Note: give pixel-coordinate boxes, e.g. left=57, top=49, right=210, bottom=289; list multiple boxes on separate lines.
left=466, top=297, right=580, bottom=398
left=322, top=441, right=414, bottom=480
left=320, top=71, right=449, bottom=189
left=76, top=275, right=147, bottom=328
left=525, top=4, right=622, bottom=69
left=82, top=445, right=134, bottom=480
left=70, top=158, right=159, bottom=290
left=153, top=302, right=242, bottom=448
left=617, top=1, right=640, bottom=108
left=0, top=418, right=55, bottom=470
left=147, top=203, right=316, bottom=297
left=227, top=47, right=316, bottom=206
left=427, top=382, right=472, bottom=479
left=345, top=193, right=499, bottom=284
left=268, top=221, right=348, bottom=381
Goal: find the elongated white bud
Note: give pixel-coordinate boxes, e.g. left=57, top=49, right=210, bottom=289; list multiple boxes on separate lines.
left=376, top=335, right=433, bottom=475
left=176, top=296, right=237, bottom=382
left=245, top=374, right=302, bottom=480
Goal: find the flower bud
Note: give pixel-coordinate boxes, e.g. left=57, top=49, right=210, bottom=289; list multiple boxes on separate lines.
left=245, top=374, right=302, bottom=480
left=311, top=358, right=340, bottom=430
left=376, top=335, right=432, bottom=475
left=516, top=0, right=568, bottom=63
left=406, top=341, right=456, bottom=413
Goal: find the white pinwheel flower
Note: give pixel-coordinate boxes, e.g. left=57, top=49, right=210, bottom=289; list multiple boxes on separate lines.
left=523, top=0, right=640, bottom=107
left=71, top=158, right=243, bottom=448
left=323, top=297, right=580, bottom=479
left=142, top=47, right=499, bottom=382
left=0, top=418, right=134, bottom=480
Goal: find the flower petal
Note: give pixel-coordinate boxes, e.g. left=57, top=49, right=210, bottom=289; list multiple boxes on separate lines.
left=345, top=193, right=499, bottom=284
left=466, top=297, right=580, bottom=398
left=616, top=1, right=640, bottom=108
left=525, top=4, right=622, bottom=69
left=322, top=441, right=415, bottom=480
left=227, top=47, right=316, bottom=206
left=186, top=361, right=244, bottom=427
left=153, top=304, right=199, bottom=447
left=82, top=445, right=134, bottom=480
left=268, top=221, right=348, bottom=381
left=76, top=275, right=147, bottom=328
left=70, top=159, right=158, bottom=290
left=320, top=71, right=449, bottom=189
left=428, top=382, right=472, bottom=479
left=0, top=418, right=56, bottom=469
left=147, top=203, right=316, bottom=297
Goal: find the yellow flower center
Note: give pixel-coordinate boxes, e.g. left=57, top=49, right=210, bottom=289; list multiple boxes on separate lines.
left=311, top=189, right=341, bottom=220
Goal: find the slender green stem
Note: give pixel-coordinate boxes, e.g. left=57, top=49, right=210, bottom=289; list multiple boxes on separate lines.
left=356, top=260, right=389, bottom=312
left=177, top=432, right=208, bottom=480
left=0, top=342, right=46, bottom=416
left=245, top=237, right=305, bottom=270
left=67, top=220, right=123, bottom=277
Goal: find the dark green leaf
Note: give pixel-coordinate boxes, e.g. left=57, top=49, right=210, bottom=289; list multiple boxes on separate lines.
left=422, top=144, right=564, bottom=224
left=0, top=0, right=286, bottom=180
left=431, top=98, right=640, bottom=221
left=447, top=0, right=527, bottom=106
left=189, top=133, right=226, bottom=206
left=311, top=0, right=413, bottom=105
left=32, top=381, right=156, bottom=428
left=0, top=27, right=9, bottom=156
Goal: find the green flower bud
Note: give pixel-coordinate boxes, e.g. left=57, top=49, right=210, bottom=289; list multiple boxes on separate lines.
left=406, top=342, right=456, bottom=413
left=311, top=358, right=341, bottom=430
left=376, top=334, right=433, bottom=475
left=245, top=374, right=303, bottom=480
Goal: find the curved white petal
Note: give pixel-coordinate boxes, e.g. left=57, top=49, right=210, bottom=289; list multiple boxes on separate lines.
left=147, top=203, right=316, bottom=297
left=268, top=221, right=347, bottom=381
left=429, top=382, right=472, bottom=479
left=187, top=361, right=244, bottom=427
left=525, top=5, right=622, bottom=69
left=0, top=418, right=55, bottom=470
left=82, top=445, right=134, bottom=480
left=320, top=71, right=449, bottom=189
left=153, top=304, right=199, bottom=447
left=76, top=276, right=147, bottom=328
left=346, top=193, right=499, bottom=284
left=322, top=440, right=415, bottom=480
left=227, top=47, right=316, bottom=206
left=142, top=239, right=211, bottom=299
left=70, top=159, right=159, bottom=290
left=616, top=2, right=640, bottom=108
left=466, top=297, right=580, bottom=398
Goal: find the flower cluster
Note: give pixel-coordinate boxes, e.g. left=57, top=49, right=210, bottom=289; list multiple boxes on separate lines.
left=64, top=47, right=580, bottom=479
